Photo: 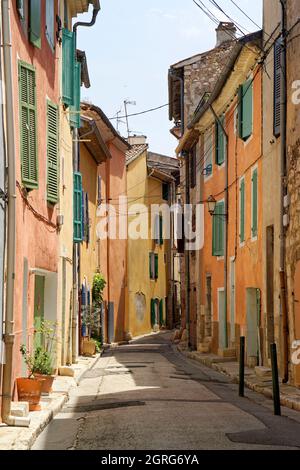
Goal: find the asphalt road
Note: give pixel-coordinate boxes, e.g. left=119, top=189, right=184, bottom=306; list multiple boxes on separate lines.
left=32, top=331, right=300, bottom=450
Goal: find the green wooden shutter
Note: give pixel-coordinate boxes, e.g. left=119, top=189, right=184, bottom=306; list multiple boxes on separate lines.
left=46, top=101, right=59, bottom=203
left=17, top=0, right=25, bottom=19
left=151, top=299, right=156, bottom=327
left=19, top=61, right=38, bottom=189
left=159, top=215, right=163, bottom=245
left=74, top=172, right=83, bottom=242
left=239, top=79, right=253, bottom=140
left=252, top=169, right=258, bottom=238
left=149, top=253, right=152, bottom=279
left=215, top=117, right=225, bottom=165
left=274, top=39, right=281, bottom=137
left=62, top=29, right=75, bottom=107
left=70, top=61, right=81, bottom=128
left=212, top=201, right=224, bottom=256
left=46, top=0, right=55, bottom=50
left=29, top=0, right=41, bottom=48
left=240, top=178, right=245, bottom=243
left=159, top=299, right=163, bottom=326
left=155, top=254, right=159, bottom=279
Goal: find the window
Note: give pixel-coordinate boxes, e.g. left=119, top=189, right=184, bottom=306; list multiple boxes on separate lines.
left=74, top=172, right=83, bottom=243
left=238, top=78, right=253, bottom=141
left=19, top=61, right=38, bottom=189
left=215, top=116, right=225, bottom=165
left=17, top=0, right=25, bottom=19
left=70, top=61, right=82, bottom=128
left=162, top=182, right=169, bottom=201
left=212, top=201, right=225, bottom=257
left=274, top=39, right=281, bottom=137
left=46, top=101, right=59, bottom=204
left=149, top=253, right=158, bottom=280
left=82, top=191, right=90, bottom=243
left=159, top=299, right=164, bottom=326
left=29, top=0, right=41, bottom=48
left=239, top=177, right=245, bottom=244
left=62, top=29, right=75, bottom=107
left=46, top=0, right=55, bottom=50
left=154, top=214, right=163, bottom=245
left=251, top=168, right=258, bottom=238
left=190, top=145, right=197, bottom=188
left=204, top=129, right=213, bottom=179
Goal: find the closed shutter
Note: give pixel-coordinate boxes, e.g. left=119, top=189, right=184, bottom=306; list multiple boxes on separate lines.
left=29, top=0, right=41, bottom=48
left=46, top=0, right=55, bottom=50
left=62, top=29, right=75, bottom=107
left=19, top=61, right=38, bottom=189
left=70, top=61, right=81, bottom=128
left=159, top=299, right=163, bottom=326
left=155, top=253, right=159, bottom=279
left=17, top=0, right=25, bottom=19
left=215, top=117, right=225, bottom=165
left=46, top=101, right=59, bottom=203
left=74, top=172, right=83, bottom=242
left=252, top=169, right=258, bottom=238
left=86, top=192, right=90, bottom=243
left=149, top=253, right=153, bottom=279
left=151, top=299, right=156, bottom=327
left=240, top=178, right=245, bottom=243
left=239, top=79, right=253, bottom=140
left=212, top=201, right=224, bottom=256
left=81, top=191, right=86, bottom=240
left=274, top=39, right=281, bottom=137
left=159, top=215, right=163, bottom=245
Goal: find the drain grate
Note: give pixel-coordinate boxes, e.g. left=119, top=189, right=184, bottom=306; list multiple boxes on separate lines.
left=61, top=400, right=146, bottom=414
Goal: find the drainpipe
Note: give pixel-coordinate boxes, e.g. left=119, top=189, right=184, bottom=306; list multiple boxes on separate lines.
left=210, top=105, right=229, bottom=350
left=71, top=1, right=101, bottom=362
left=183, top=150, right=191, bottom=348
left=1, top=0, right=28, bottom=426
left=279, top=0, right=289, bottom=383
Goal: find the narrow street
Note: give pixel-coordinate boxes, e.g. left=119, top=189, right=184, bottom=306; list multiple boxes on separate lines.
left=32, top=332, right=300, bottom=450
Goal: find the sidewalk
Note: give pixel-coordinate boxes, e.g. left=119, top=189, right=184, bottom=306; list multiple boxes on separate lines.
left=177, top=344, right=300, bottom=412
left=0, top=354, right=101, bottom=450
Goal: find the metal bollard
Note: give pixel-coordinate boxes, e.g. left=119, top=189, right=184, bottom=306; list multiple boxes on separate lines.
left=239, top=336, right=245, bottom=397
left=270, top=343, right=281, bottom=416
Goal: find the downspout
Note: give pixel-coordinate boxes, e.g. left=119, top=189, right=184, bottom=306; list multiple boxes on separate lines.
left=279, top=0, right=289, bottom=383
left=183, top=150, right=191, bottom=348
left=71, top=1, right=101, bottom=362
left=210, top=105, right=229, bottom=350
left=1, top=0, right=28, bottom=426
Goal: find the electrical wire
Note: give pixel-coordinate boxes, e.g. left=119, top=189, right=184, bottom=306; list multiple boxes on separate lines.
left=229, top=0, right=262, bottom=31
left=208, top=0, right=250, bottom=35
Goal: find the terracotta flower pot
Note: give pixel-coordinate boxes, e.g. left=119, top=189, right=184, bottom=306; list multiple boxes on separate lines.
left=82, top=339, right=96, bottom=356
left=33, top=373, right=55, bottom=394
left=16, top=377, right=42, bottom=411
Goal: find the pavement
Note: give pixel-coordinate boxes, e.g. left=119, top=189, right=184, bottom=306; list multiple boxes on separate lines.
left=179, top=346, right=300, bottom=412
left=32, top=331, right=300, bottom=450
left=0, top=354, right=100, bottom=450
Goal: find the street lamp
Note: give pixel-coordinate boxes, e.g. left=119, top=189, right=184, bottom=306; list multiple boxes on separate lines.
left=207, top=195, right=227, bottom=217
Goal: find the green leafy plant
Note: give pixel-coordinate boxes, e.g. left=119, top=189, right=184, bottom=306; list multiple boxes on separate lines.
left=34, top=320, right=58, bottom=354
left=92, top=338, right=102, bottom=353
left=20, top=345, right=53, bottom=377
left=92, top=272, right=106, bottom=308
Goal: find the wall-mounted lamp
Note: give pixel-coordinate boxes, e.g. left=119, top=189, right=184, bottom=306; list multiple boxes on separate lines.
left=207, top=195, right=227, bottom=217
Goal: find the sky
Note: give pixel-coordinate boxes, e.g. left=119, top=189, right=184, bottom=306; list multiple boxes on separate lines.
left=76, top=0, right=263, bottom=156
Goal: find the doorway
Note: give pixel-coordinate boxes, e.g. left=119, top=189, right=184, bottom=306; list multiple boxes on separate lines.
left=34, top=275, right=45, bottom=349
left=230, top=259, right=236, bottom=345
left=246, top=287, right=260, bottom=366
left=205, top=275, right=212, bottom=338
left=266, top=226, right=275, bottom=355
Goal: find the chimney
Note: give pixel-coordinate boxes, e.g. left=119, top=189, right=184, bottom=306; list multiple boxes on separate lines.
left=127, top=135, right=147, bottom=146
left=215, top=22, right=236, bottom=46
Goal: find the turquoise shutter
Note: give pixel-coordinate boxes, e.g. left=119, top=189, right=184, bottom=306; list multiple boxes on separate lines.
left=252, top=169, right=258, bottom=238
left=62, top=29, right=75, bottom=107
left=19, top=61, right=38, bottom=189
left=274, top=39, right=281, bottom=137
left=46, top=0, right=55, bottom=50
left=215, top=117, right=225, bottom=165
left=74, top=172, right=83, bottom=242
left=17, top=0, right=25, bottom=19
left=151, top=299, right=156, bottom=327
left=155, top=254, right=159, bottom=279
left=46, top=101, right=59, bottom=203
left=29, top=0, right=41, bottom=48
left=240, top=179, right=245, bottom=243
left=70, top=61, right=81, bottom=128
left=159, top=299, right=163, bottom=326
left=239, top=79, right=253, bottom=140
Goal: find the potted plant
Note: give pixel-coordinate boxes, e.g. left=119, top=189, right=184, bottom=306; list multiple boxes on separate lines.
left=33, top=320, right=57, bottom=393
left=18, top=345, right=43, bottom=411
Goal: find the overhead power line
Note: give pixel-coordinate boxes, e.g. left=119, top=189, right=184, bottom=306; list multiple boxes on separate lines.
left=229, top=0, right=262, bottom=30
left=108, top=103, right=169, bottom=121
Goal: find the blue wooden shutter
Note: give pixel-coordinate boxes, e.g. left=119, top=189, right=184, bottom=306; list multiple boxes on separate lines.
left=46, top=101, right=59, bottom=203
left=240, top=178, right=245, bottom=243
left=252, top=169, right=258, bottom=238
left=74, top=172, right=83, bottom=242
left=19, top=61, right=38, bottom=189
left=62, top=29, right=75, bottom=107
left=29, top=0, right=41, bottom=48
left=274, top=39, right=281, bottom=137
left=70, top=61, right=81, bottom=128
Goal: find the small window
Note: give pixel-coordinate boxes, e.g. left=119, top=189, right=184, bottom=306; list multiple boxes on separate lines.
left=251, top=168, right=258, bottom=238
left=162, top=183, right=169, bottom=201
left=215, top=117, right=225, bottom=166
left=238, top=78, right=253, bottom=141
left=204, top=129, right=213, bottom=178
left=46, top=0, right=55, bottom=51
